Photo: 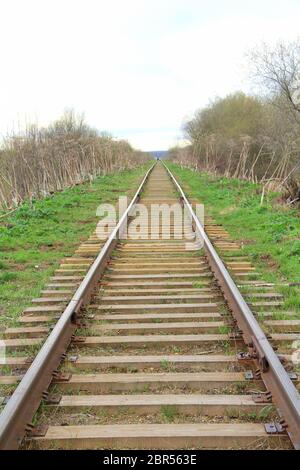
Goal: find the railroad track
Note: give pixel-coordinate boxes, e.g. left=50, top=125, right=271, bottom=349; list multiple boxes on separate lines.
left=0, top=161, right=300, bottom=450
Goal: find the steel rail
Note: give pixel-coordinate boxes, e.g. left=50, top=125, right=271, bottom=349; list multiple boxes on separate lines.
left=0, top=162, right=156, bottom=450
left=163, top=160, right=300, bottom=449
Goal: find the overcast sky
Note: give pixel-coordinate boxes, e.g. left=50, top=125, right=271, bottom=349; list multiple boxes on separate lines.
left=0, top=0, right=300, bottom=150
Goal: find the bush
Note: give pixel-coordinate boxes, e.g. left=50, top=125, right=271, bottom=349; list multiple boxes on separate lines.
left=170, top=92, right=300, bottom=203
left=0, top=110, right=148, bottom=208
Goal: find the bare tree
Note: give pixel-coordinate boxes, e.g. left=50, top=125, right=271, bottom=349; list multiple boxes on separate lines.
left=248, top=40, right=300, bottom=117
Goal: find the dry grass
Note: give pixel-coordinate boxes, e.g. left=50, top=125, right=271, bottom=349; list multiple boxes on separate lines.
left=0, top=110, right=148, bottom=209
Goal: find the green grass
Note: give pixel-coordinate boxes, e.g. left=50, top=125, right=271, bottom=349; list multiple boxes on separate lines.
left=161, top=405, right=178, bottom=422
left=167, top=162, right=300, bottom=315
left=0, top=164, right=150, bottom=327
left=218, top=325, right=231, bottom=334
left=160, top=359, right=170, bottom=370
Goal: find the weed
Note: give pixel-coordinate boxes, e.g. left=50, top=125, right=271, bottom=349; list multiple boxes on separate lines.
left=160, top=359, right=170, bottom=370
left=226, top=407, right=240, bottom=419
left=161, top=405, right=178, bottom=422
left=193, top=281, right=204, bottom=288
left=218, top=325, right=231, bottom=334
left=167, top=163, right=300, bottom=319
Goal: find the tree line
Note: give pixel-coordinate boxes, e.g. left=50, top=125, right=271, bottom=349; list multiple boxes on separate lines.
left=169, top=40, right=300, bottom=203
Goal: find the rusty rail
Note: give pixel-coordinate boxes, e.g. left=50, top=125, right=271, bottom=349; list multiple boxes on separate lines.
left=163, top=160, right=300, bottom=450
left=0, top=163, right=156, bottom=450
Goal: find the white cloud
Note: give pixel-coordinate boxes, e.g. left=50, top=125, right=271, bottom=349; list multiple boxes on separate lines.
left=0, top=0, right=300, bottom=148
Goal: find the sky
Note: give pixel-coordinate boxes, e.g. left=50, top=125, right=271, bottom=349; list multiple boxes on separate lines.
left=0, top=0, right=300, bottom=150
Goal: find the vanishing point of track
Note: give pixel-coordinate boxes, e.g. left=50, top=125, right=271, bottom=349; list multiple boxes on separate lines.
left=0, top=162, right=300, bottom=450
